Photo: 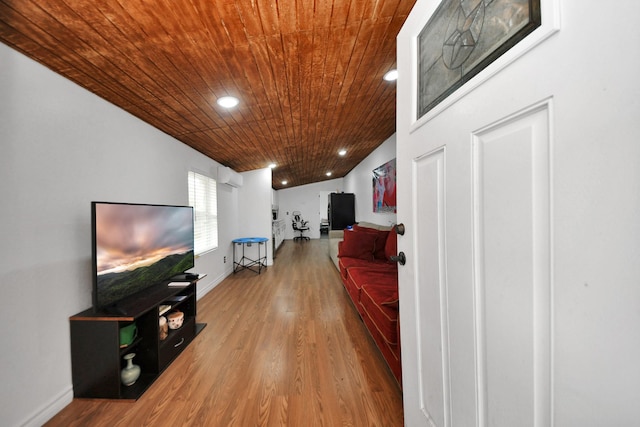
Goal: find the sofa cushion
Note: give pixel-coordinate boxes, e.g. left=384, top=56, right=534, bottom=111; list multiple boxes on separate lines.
left=353, top=224, right=390, bottom=261
left=338, top=229, right=377, bottom=261
left=384, top=226, right=398, bottom=262
left=339, top=257, right=395, bottom=279
left=374, top=230, right=391, bottom=261
left=343, top=267, right=367, bottom=307
left=346, top=266, right=396, bottom=293
left=339, top=256, right=367, bottom=279
left=360, top=280, right=399, bottom=345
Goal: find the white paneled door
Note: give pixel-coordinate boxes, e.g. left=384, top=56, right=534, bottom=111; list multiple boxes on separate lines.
left=397, top=1, right=640, bottom=426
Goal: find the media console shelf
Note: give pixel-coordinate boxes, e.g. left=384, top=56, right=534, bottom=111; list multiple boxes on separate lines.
left=69, top=278, right=206, bottom=400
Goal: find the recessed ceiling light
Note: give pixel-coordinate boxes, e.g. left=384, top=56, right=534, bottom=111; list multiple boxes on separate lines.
left=217, top=96, right=239, bottom=108
left=268, top=163, right=276, bottom=169
left=383, top=69, right=398, bottom=82
left=326, top=172, right=332, bottom=177
left=338, top=149, right=347, bottom=156
left=281, top=180, right=288, bottom=185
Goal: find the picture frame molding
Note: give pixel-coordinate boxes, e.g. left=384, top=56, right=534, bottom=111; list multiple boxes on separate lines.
left=407, top=0, right=561, bottom=133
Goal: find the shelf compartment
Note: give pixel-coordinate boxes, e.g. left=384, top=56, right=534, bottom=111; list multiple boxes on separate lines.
left=119, top=373, right=156, bottom=400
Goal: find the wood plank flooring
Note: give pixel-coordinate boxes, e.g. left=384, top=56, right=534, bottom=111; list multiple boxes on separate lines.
left=47, top=239, right=404, bottom=426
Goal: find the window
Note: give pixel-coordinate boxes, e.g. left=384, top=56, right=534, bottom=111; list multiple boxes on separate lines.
left=188, top=171, right=218, bottom=254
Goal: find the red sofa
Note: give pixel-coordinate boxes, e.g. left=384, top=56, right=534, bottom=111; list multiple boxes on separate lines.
left=337, top=224, right=401, bottom=386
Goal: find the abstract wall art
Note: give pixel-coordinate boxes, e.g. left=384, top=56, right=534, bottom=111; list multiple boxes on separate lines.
left=373, top=158, right=397, bottom=213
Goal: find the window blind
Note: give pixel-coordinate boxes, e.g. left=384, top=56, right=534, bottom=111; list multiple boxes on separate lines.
left=188, top=171, right=218, bottom=254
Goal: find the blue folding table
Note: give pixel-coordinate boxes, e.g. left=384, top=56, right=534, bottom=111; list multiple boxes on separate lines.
left=232, top=237, right=269, bottom=274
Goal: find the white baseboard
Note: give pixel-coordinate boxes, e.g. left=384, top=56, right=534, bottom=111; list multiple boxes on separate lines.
left=196, top=269, right=232, bottom=300
left=20, top=386, right=73, bottom=427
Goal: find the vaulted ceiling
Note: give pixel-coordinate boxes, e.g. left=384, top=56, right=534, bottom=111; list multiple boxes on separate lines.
left=0, top=0, right=415, bottom=189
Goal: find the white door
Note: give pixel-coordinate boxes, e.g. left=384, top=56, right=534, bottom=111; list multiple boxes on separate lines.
left=396, top=1, right=640, bottom=426
left=319, top=190, right=331, bottom=221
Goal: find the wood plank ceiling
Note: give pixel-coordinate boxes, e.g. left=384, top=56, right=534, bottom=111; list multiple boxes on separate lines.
left=0, top=0, right=415, bottom=189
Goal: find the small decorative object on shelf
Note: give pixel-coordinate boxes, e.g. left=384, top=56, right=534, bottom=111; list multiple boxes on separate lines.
left=167, top=310, right=184, bottom=329
left=159, top=316, right=168, bottom=340
left=119, top=322, right=137, bottom=348
left=120, top=353, right=141, bottom=386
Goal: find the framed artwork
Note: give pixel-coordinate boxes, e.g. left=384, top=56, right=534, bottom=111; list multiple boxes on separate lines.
left=373, top=158, right=396, bottom=213
left=418, top=0, right=541, bottom=118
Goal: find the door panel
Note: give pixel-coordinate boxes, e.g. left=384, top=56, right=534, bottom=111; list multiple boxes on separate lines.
left=413, top=147, right=451, bottom=426
left=472, top=106, right=552, bottom=427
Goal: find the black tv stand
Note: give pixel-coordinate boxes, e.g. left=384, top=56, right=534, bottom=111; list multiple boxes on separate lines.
left=70, top=278, right=205, bottom=400
left=102, top=304, right=129, bottom=316
left=167, top=272, right=199, bottom=282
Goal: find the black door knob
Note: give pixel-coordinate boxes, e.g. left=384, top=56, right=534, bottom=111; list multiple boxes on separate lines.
left=390, top=251, right=406, bottom=265
left=395, top=223, right=405, bottom=236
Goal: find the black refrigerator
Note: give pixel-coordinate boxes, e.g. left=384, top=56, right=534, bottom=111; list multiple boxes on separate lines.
left=328, top=193, right=355, bottom=230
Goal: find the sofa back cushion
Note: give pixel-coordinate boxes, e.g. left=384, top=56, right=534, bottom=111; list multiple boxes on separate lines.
left=353, top=224, right=390, bottom=260
left=355, top=221, right=393, bottom=231
left=384, top=226, right=398, bottom=262
left=338, top=229, right=377, bottom=261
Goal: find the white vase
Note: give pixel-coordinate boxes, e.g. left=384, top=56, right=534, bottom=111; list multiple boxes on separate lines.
left=120, top=353, right=141, bottom=386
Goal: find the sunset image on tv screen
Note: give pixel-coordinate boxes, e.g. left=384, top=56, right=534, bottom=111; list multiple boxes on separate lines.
left=94, top=203, right=194, bottom=307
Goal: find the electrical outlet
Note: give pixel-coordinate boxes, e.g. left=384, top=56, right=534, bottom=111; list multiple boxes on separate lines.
left=223, top=256, right=227, bottom=263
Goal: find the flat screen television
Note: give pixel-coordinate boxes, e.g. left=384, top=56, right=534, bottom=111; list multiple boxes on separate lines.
left=92, top=202, right=195, bottom=312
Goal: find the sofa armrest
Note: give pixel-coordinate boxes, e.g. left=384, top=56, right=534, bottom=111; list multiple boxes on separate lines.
left=328, top=230, right=344, bottom=270
left=356, top=221, right=393, bottom=231
left=328, top=230, right=344, bottom=239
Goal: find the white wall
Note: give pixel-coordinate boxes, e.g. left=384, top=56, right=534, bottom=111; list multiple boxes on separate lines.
left=0, top=43, right=240, bottom=426
left=277, top=178, right=344, bottom=240
left=237, top=168, right=274, bottom=265
left=344, top=134, right=397, bottom=227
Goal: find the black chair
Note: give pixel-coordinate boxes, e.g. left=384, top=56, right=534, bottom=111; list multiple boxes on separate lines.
left=292, top=211, right=310, bottom=241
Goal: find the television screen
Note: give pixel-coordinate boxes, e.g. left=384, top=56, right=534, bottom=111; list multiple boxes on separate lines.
left=92, top=202, right=195, bottom=311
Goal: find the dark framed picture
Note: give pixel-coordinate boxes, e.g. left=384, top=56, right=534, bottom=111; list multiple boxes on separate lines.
left=418, top=0, right=541, bottom=119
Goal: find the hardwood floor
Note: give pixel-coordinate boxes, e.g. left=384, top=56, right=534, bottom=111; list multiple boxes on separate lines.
left=47, top=239, right=404, bottom=426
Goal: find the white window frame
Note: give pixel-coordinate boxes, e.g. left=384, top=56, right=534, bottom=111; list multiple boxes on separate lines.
left=188, top=171, right=218, bottom=255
